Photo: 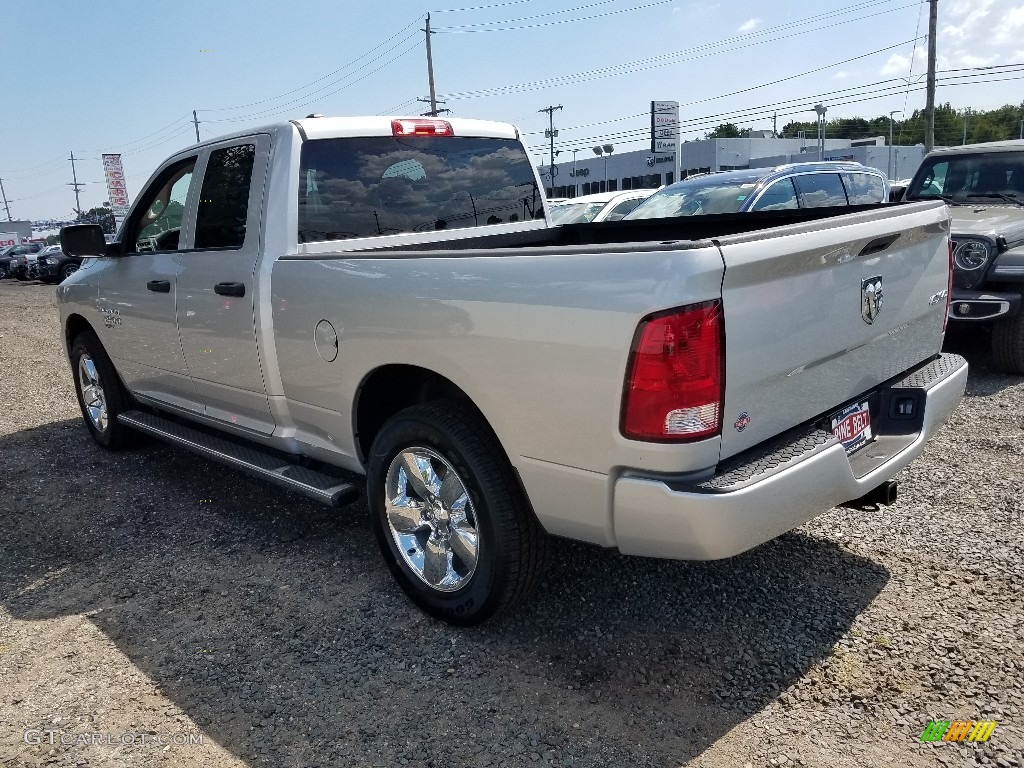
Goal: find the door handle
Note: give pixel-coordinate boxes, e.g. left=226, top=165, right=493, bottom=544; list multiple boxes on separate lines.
left=859, top=234, right=901, bottom=258
left=147, top=280, right=171, bottom=293
left=214, top=282, right=246, bottom=297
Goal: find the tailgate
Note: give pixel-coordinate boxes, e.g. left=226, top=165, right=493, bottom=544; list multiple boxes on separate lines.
left=716, top=201, right=950, bottom=460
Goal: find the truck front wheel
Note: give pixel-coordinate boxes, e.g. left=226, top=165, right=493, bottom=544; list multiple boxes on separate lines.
left=70, top=331, right=138, bottom=450
left=991, top=305, right=1024, bottom=374
left=366, top=400, right=547, bottom=626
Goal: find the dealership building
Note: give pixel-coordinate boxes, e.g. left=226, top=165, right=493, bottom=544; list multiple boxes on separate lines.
left=545, top=135, right=926, bottom=198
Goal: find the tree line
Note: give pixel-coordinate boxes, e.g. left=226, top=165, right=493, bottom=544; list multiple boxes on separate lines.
left=706, top=102, right=1024, bottom=146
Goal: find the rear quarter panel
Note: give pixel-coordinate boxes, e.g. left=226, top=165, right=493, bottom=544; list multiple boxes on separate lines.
left=270, top=245, right=726, bottom=478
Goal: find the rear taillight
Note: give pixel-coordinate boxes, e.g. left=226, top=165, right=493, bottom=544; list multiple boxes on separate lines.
left=391, top=119, right=454, bottom=137
left=944, top=236, right=953, bottom=333
left=621, top=301, right=724, bottom=442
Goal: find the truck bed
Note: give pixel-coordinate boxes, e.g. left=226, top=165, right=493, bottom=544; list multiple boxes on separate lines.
left=289, top=202, right=897, bottom=257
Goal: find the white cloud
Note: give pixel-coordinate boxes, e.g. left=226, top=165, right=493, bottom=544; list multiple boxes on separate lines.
left=880, top=48, right=920, bottom=77
left=879, top=1, right=1024, bottom=77
left=737, top=17, right=762, bottom=33
left=832, top=69, right=860, bottom=80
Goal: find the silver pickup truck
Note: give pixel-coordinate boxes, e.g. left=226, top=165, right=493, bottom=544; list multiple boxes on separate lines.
left=58, top=115, right=967, bottom=625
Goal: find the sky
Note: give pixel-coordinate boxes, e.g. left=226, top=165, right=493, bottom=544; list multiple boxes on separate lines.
left=4, top=0, right=1024, bottom=223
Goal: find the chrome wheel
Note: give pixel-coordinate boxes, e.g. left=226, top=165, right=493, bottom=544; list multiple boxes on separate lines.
left=384, top=447, right=479, bottom=592
left=62, top=264, right=79, bottom=280
left=78, top=354, right=108, bottom=432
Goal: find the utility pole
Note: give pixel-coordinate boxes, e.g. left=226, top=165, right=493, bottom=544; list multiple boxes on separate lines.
left=68, top=151, right=84, bottom=219
left=192, top=110, right=201, bottom=142
left=417, top=97, right=450, bottom=117
left=773, top=112, right=778, bottom=138
left=962, top=108, right=970, bottom=145
left=925, top=0, right=938, bottom=152
left=0, top=176, right=12, bottom=221
left=424, top=14, right=438, bottom=116
left=539, top=104, right=562, bottom=197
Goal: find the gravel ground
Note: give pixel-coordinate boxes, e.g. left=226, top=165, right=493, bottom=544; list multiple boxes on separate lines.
left=0, top=280, right=1022, bottom=768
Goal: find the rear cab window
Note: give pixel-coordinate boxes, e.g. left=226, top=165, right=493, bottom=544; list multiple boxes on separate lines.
left=297, top=136, right=541, bottom=243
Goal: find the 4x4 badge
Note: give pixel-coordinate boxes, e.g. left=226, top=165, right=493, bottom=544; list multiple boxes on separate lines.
left=861, top=275, right=883, bottom=324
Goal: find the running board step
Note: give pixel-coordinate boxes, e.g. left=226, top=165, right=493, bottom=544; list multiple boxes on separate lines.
left=118, top=410, right=360, bottom=508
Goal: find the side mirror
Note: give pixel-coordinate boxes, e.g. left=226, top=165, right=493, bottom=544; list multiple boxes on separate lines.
left=60, top=224, right=108, bottom=257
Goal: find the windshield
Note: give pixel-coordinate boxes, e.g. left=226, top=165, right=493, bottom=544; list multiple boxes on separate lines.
left=625, top=174, right=765, bottom=219
left=906, top=151, right=1024, bottom=201
left=548, top=201, right=607, bottom=225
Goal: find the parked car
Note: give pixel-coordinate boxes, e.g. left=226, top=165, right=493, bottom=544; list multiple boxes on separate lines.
left=624, top=161, right=889, bottom=219
left=903, top=140, right=1024, bottom=372
left=548, top=189, right=655, bottom=224
left=58, top=115, right=963, bottom=625
left=35, top=245, right=84, bottom=283
left=0, top=242, right=44, bottom=279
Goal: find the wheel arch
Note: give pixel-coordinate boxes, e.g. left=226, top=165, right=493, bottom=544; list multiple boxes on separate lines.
left=353, top=364, right=483, bottom=466
left=64, top=313, right=96, bottom=359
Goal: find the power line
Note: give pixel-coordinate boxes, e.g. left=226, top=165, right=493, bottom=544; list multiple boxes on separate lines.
left=533, top=67, right=1024, bottom=152
left=198, top=17, right=423, bottom=113
left=435, top=0, right=675, bottom=32
left=202, top=35, right=422, bottom=124
left=522, top=38, right=922, bottom=136
left=432, top=0, right=538, bottom=13
left=440, top=0, right=920, bottom=99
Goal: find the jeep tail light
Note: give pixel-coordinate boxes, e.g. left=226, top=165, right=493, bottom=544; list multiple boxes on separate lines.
left=621, top=301, right=724, bottom=442
left=392, top=119, right=454, bottom=137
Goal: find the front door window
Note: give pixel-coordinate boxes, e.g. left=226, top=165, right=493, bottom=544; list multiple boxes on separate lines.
left=130, top=159, right=196, bottom=252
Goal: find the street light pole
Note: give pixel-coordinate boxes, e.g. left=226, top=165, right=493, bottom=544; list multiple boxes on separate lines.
left=814, top=104, right=828, bottom=161
left=888, top=110, right=901, bottom=178
left=569, top=149, right=581, bottom=197
left=602, top=144, right=614, bottom=191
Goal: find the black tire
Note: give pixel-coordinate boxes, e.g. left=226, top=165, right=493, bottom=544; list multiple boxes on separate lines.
left=991, top=306, right=1024, bottom=374
left=69, top=330, right=139, bottom=450
left=367, top=400, right=547, bottom=626
left=0, top=265, right=7, bottom=279
left=61, top=263, right=79, bottom=281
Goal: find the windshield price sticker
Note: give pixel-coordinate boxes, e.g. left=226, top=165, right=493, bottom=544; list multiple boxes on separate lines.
left=830, top=400, right=872, bottom=454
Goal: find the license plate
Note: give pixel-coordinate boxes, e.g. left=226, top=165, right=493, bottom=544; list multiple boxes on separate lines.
left=830, top=400, right=872, bottom=454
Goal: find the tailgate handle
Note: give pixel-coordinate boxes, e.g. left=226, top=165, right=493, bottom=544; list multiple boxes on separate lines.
left=214, top=282, right=246, bottom=297
left=859, top=233, right=901, bottom=258
left=146, top=280, right=171, bottom=293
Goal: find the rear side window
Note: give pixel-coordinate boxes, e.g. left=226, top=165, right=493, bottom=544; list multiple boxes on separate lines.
left=793, top=173, right=849, bottom=208
left=750, top=178, right=798, bottom=211
left=194, top=144, right=256, bottom=249
left=298, top=136, right=541, bottom=243
left=842, top=172, right=885, bottom=204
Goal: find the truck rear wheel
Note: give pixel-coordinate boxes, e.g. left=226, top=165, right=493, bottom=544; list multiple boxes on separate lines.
left=366, top=400, right=547, bottom=626
left=991, top=307, right=1024, bottom=375
left=70, top=331, right=138, bottom=450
